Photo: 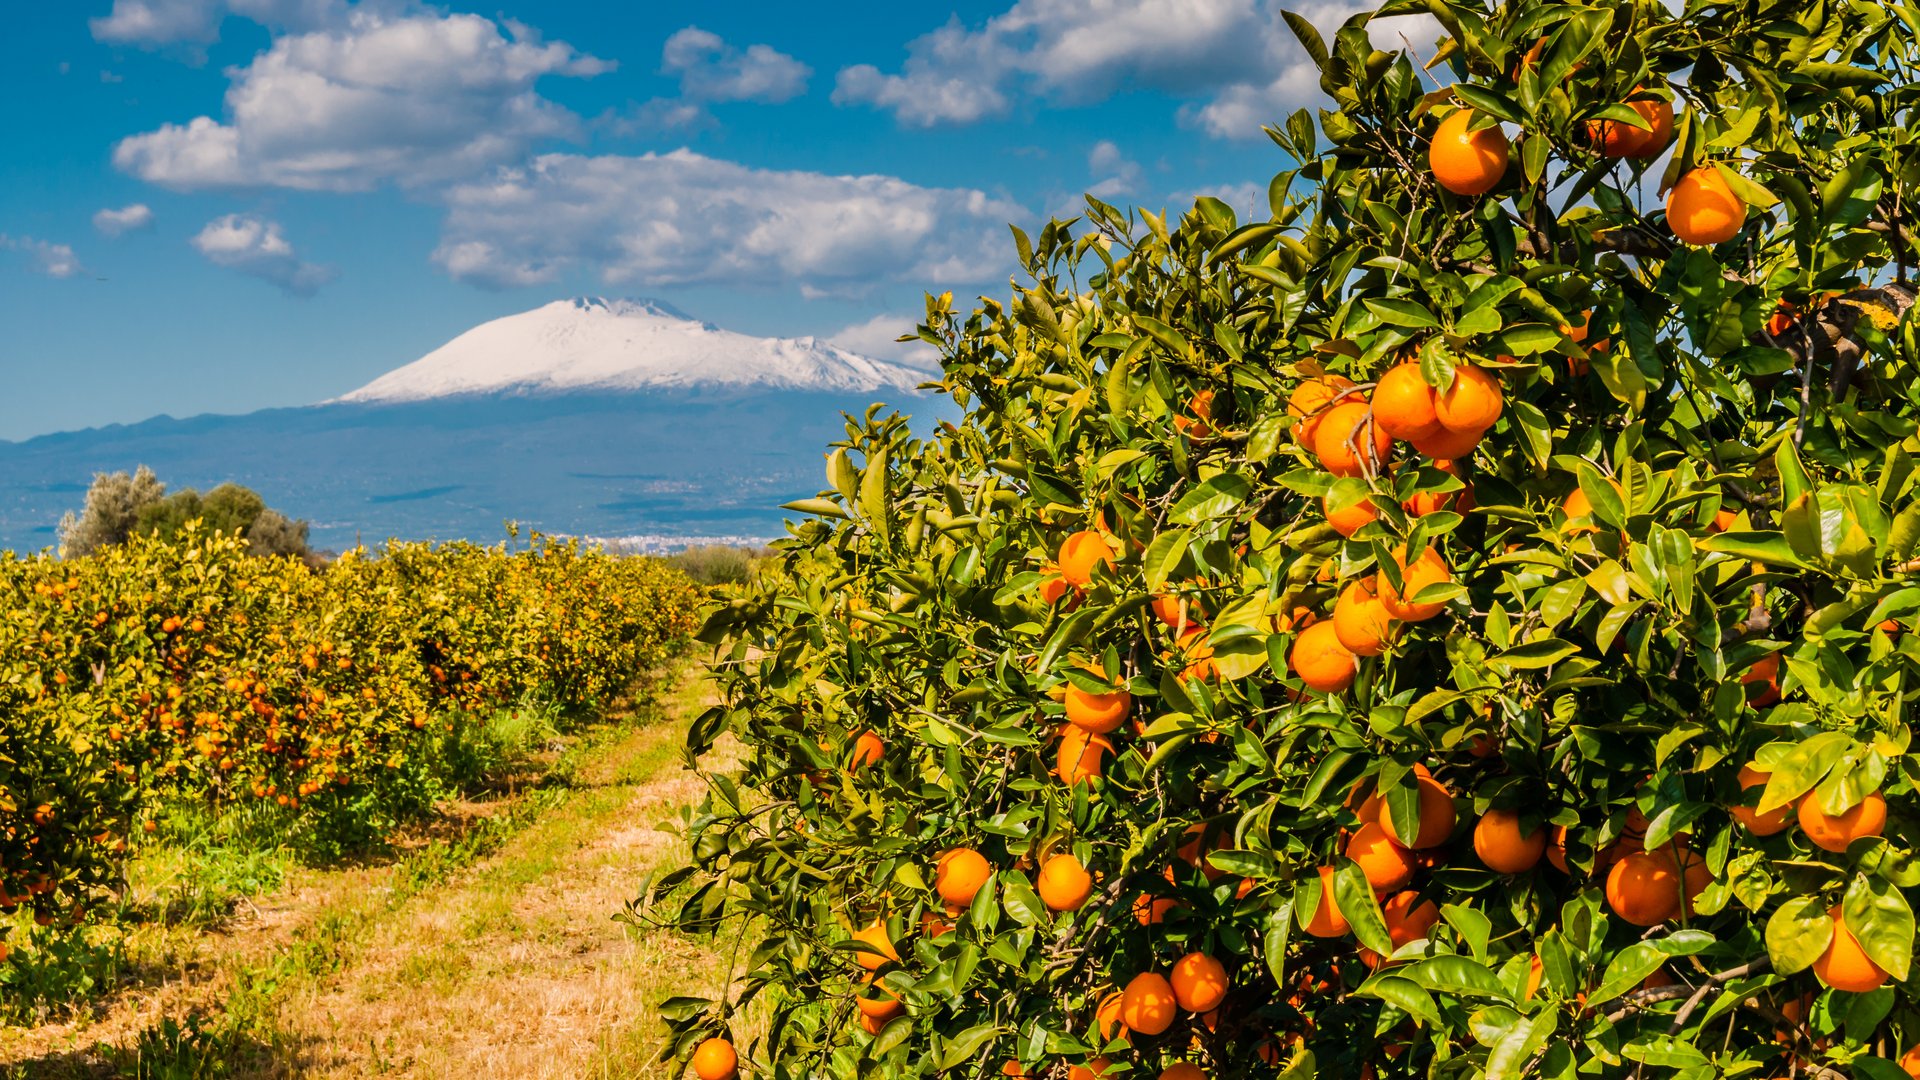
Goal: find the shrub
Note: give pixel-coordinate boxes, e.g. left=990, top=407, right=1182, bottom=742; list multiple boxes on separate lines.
left=663, top=1, right=1920, bottom=1076
left=666, top=545, right=767, bottom=587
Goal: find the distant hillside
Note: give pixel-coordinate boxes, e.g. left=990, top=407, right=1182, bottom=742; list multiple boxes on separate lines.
left=0, top=298, right=948, bottom=553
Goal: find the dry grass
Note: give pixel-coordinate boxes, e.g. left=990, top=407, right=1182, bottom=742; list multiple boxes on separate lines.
left=0, top=668, right=742, bottom=1079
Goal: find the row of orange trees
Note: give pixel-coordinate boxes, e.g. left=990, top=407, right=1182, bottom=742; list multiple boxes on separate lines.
left=0, top=527, right=700, bottom=932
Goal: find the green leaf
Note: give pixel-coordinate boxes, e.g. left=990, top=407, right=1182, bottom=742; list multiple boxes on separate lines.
left=1407, top=955, right=1509, bottom=999
left=1360, top=973, right=1444, bottom=1027
left=999, top=874, right=1046, bottom=928
left=1486, top=1009, right=1558, bottom=1080
left=1441, top=903, right=1491, bottom=962
left=1140, top=528, right=1192, bottom=592
left=1265, top=900, right=1294, bottom=988
left=1363, top=297, right=1440, bottom=329
left=1766, top=895, right=1834, bottom=975
left=1169, top=473, right=1252, bottom=525
left=1757, top=731, right=1852, bottom=814
left=1695, top=531, right=1809, bottom=570
left=1843, top=874, right=1915, bottom=982
left=781, top=497, right=849, bottom=520
left=1335, top=860, right=1392, bottom=956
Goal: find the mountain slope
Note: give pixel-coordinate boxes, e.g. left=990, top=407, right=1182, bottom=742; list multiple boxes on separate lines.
left=337, top=297, right=932, bottom=403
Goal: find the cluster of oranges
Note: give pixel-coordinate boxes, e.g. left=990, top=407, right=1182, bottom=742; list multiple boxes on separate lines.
left=0, top=529, right=699, bottom=930
left=1427, top=82, right=1745, bottom=247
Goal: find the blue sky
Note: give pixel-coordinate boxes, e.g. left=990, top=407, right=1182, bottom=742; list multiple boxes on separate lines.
left=0, top=0, right=1396, bottom=442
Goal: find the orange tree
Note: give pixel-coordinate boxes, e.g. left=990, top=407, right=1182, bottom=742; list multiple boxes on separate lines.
left=661, top=0, right=1920, bottom=1076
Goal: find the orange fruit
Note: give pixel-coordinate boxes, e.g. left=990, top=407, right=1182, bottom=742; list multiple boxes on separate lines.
left=1173, top=627, right=1218, bottom=682
left=1345, top=821, right=1416, bottom=893
left=1037, top=853, right=1093, bottom=912
left=1133, top=890, right=1178, bottom=926
left=1381, top=774, right=1456, bottom=850
left=1290, top=621, right=1357, bottom=693
left=1161, top=1066, right=1207, bottom=1080
left=1120, top=972, right=1178, bottom=1036
left=1056, top=725, right=1112, bottom=786
left=1066, top=1059, right=1114, bottom=1080
left=1039, top=571, right=1073, bottom=606
left=1813, top=904, right=1888, bottom=992
left=692, top=1037, right=738, bottom=1080
left=1435, top=365, right=1503, bottom=433
left=1604, top=850, right=1681, bottom=926
left=851, top=730, right=884, bottom=770
left=1731, top=764, right=1794, bottom=836
left=1798, top=791, right=1886, bottom=852
left=1668, top=166, right=1748, bottom=246
left=1377, top=544, right=1452, bottom=622
left=1898, top=1042, right=1920, bottom=1078
left=1402, top=460, right=1469, bottom=517
left=1173, top=390, right=1218, bottom=440
left=855, top=977, right=903, bottom=1022
left=1150, top=591, right=1205, bottom=630
left=1523, top=954, right=1544, bottom=999
left=1064, top=676, right=1131, bottom=735
left=1372, top=362, right=1441, bottom=440
left=1710, top=509, right=1739, bottom=533
left=1176, top=823, right=1229, bottom=881
left=1332, top=579, right=1398, bottom=658
left=1170, top=952, right=1229, bottom=1012
left=1429, top=109, right=1509, bottom=195
left=1587, top=95, right=1673, bottom=158
left=1303, top=865, right=1350, bottom=938
left=1473, top=808, right=1547, bottom=873
left=1323, top=490, right=1380, bottom=538
left=1288, top=376, right=1355, bottom=446
left=1094, top=990, right=1128, bottom=1042
left=1410, top=423, right=1484, bottom=460
left=936, top=847, right=992, bottom=907
left=1362, top=890, right=1439, bottom=967
left=1058, top=531, right=1117, bottom=587
left=1002, top=1062, right=1033, bottom=1078
left=850, top=918, right=900, bottom=969
left=1314, top=400, right=1394, bottom=477
left=1742, top=652, right=1782, bottom=707
left=1546, top=823, right=1569, bottom=873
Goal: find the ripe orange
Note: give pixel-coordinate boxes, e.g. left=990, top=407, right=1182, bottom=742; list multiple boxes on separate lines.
left=1150, top=591, right=1205, bottom=630
left=936, top=847, right=992, bottom=907
left=1133, top=889, right=1178, bottom=926
left=1056, top=725, right=1112, bottom=786
left=1363, top=890, right=1439, bottom=967
left=850, top=918, right=900, bottom=969
left=1381, top=774, right=1456, bottom=850
left=1899, top=1042, right=1920, bottom=1078
left=1345, top=821, right=1416, bottom=893
left=1798, top=791, right=1886, bottom=852
left=1037, top=853, right=1093, bottom=912
left=1435, top=365, right=1503, bottom=433
left=1323, top=491, right=1379, bottom=538
left=1546, top=823, right=1569, bottom=873
left=1668, top=166, right=1748, bottom=246
left=1173, top=628, right=1218, bottom=682
left=1290, top=621, right=1358, bottom=694
left=1064, top=676, right=1131, bottom=735
left=1372, top=362, right=1441, bottom=440
left=1303, top=865, right=1350, bottom=938
left=1002, top=1062, right=1033, bottom=1079
left=1731, top=764, right=1793, bottom=836
left=1094, top=990, right=1128, bottom=1042
left=691, top=1037, right=738, bottom=1080
left=1120, top=972, right=1178, bottom=1036
left=1288, top=375, right=1355, bottom=446
left=1605, top=850, right=1681, bottom=926
left=1429, top=109, right=1509, bottom=195
left=1402, top=460, right=1469, bottom=517
left=1332, top=579, right=1398, bottom=658
left=1314, top=400, right=1394, bottom=477
left=1742, top=652, right=1782, bottom=707
left=1813, top=904, right=1888, bottom=992
left=1175, top=823, right=1229, bottom=881
left=1473, top=808, right=1547, bottom=873
left=1058, top=531, right=1117, bottom=587
left=855, top=977, right=903, bottom=1022
left=1410, top=423, right=1483, bottom=460
left=1377, top=544, right=1452, bottom=622
left=1066, top=1059, right=1114, bottom=1080
left=1038, top=571, right=1073, bottom=606
left=1160, top=1066, right=1207, bottom=1080
left=851, top=730, right=884, bottom=770
left=1170, top=952, right=1229, bottom=1012
left=1173, top=390, right=1218, bottom=440
left=1587, top=95, right=1673, bottom=158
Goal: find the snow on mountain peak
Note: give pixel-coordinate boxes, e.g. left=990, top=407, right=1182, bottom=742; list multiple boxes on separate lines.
left=334, top=297, right=933, bottom=404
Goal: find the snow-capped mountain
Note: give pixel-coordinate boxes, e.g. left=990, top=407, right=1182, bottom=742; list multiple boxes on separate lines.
left=336, top=297, right=933, bottom=403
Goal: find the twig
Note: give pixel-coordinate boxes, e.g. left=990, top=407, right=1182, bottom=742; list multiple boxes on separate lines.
left=1670, top=958, right=1769, bottom=1033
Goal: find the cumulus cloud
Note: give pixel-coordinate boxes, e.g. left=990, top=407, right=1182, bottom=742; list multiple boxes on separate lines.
left=91, top=0, right=347, bottom=47
left=430, top=149, right=1025, bottom=292
left=834, top=0, right=1434, bottom=138
left=113, top=11, right=610, bottom=191
left=0, top=236, right=83, bottom=278
left=829, top=313, right=941, bottom=369
left=190, top=213, right=333, bottom=294
left=1086, top=139, right=1140, bottom=199
left=614, top=27, right=811, bottom=135
left=93, top=204, right=156, bottom=236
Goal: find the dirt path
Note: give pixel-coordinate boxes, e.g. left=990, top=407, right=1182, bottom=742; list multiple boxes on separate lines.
left=0, top=668, right=733, bottom=1079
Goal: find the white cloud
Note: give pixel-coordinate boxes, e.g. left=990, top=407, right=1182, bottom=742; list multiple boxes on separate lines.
left=834, top=0, right=1434, bottom=138
left=662, top=27, right=809, bottom=104
left=1086, top=139, right=1140, bottom=199
left=93, top=204, right=156, bottom=236
left=829, top=313, right=941, bottom=368
left=430, top=149, right=1025, bottom=292
left=0, top=236, right=83, bottom=278
left=190, top=213, right=333, bottom=294
left=91, top=0, right=347, bottom=47
left=113, top=11, right=609, bottom=191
